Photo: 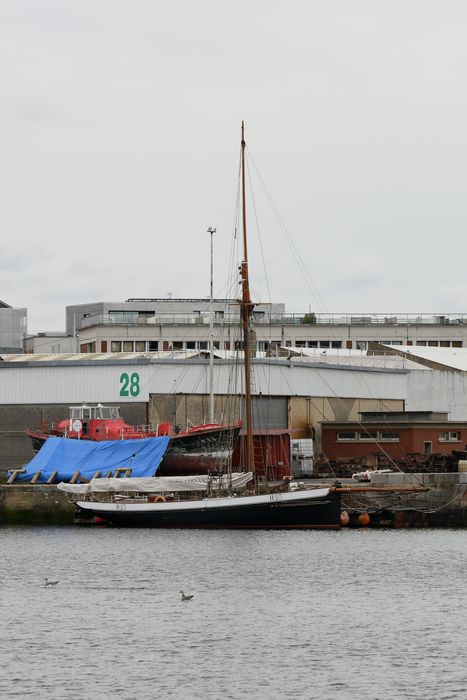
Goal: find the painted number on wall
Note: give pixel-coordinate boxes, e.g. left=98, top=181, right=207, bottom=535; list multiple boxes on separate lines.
left=120, top=372, right=141, bottom=397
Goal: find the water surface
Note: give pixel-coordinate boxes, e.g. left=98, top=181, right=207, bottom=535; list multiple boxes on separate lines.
left=0, top=527, right=465, bottom=699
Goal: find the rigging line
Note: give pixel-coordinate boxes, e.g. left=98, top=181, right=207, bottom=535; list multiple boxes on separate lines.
left=306, top=364, right=406, bottom=473
left=245, top=152, right=272, bottom=305
left=350, top=366, right=428, bottom=483
left=246, top=147, right=328, bottom=313
left=224, top=147, right=242, bottom=303
left=309, top=363, right=425, bottom=478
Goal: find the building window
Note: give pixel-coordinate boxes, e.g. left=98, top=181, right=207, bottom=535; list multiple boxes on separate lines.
left=452, top=341, right=463, bottom=348
left=135, top=341, right=146, bottom=352
left=356, top=341, right=367, bottom=350
left=439, top=431, right=460, bottom=442
left=122, top=341, right=133, bottom=352
left=199, top=341, right=208, bottom=350
left=416, top=341, right=427, bottom=346
left=186, top=341, right=196, bottom=349
left=380, top=431, right=399, bottom=441
left=359, top=431, right=378, bottom=441
left=331, top=341, right=342, bottom=349
left=111, top=341, right=122, bottom=352
left=307, top=341, right=318, bottom=348
left=319, top=341, right=330, bottom=348
left=148, top=341, right=158, bottom=351
left=337, top=432, right=358, bottom=441
left=172, top=341, right=183, bottom=350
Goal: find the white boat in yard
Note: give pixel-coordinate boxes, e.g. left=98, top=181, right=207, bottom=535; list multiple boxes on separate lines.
left=58, top=123, right=342, bottom=530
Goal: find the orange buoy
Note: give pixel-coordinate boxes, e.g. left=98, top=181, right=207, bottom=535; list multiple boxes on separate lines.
left=340, top=510, right=350, bottom=527
left=358, top=512, right=371, bottom=527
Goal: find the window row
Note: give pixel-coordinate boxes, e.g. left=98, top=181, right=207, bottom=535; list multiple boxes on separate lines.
left=337, top=430, right=461, bottom=443
left=337, top=431, right=400, bottom=442
left=287, top=340, right=343, bottom=349
left=439, top=431, right=460, bottom=442
left=415, top=341, right=462, bottom=347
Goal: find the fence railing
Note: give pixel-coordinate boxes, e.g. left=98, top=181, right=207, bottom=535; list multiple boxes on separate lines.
left=78, top=312, right=467, bottom=329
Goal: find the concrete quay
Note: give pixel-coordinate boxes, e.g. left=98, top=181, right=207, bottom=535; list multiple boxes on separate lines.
left=0, top=484, right=75, bottom=525
left=0, top=473, right=466, bottom=527
left=339, top=472, right=467, bottom=528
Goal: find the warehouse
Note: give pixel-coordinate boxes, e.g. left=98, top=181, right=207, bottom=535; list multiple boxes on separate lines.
left=0, top=351, right=406, bottom=469
left=2, top=346, right=467, bottom=471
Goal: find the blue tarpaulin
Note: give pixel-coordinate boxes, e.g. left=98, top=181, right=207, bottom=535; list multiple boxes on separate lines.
left=13, top=436, right=171, bottom=483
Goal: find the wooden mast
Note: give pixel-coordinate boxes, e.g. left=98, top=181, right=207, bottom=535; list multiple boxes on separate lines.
left=240, top=121, right=255, bottom=473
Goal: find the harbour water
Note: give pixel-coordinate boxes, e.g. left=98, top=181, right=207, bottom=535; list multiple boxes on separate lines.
left=0, top=526, right=465, bottom=699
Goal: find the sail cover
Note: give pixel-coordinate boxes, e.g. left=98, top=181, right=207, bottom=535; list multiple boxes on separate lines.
left=58, top=472, right=254, bottom=494
left=12, top=436, right=171, bottom=483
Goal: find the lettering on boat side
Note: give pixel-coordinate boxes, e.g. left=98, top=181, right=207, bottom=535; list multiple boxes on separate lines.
left=116, top=503, right=127, bottom=510
left=119, top=372, right=141, bottom=397
left=269, top=494, right=283, bottom=502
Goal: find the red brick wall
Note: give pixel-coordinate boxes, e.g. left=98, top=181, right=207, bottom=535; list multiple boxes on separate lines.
left=322, top=425, right=464, bottom=460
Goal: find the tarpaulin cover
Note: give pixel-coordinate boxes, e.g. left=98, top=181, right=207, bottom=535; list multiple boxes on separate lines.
left=12, top=436, right=171, bottom=483
left=58, top=472, right=254, bottom=494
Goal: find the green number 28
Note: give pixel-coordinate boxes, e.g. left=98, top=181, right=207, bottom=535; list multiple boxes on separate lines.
left=120, top=372, right=140, bottom=397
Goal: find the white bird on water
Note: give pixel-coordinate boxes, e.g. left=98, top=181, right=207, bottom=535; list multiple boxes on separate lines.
left=180, top=590, right=194, bottom=601
left=45, top=578, right=59, bottom=587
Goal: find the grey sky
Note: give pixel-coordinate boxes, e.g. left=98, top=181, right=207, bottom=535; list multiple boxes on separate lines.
left=1, top=1, right=467, bottom=333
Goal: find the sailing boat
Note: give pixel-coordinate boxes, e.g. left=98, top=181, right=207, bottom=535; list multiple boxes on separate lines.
left=60, top=124, right=341, bottom=529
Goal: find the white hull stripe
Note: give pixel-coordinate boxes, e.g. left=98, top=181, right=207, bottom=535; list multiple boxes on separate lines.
left=77, top=488, right=330, bottom=513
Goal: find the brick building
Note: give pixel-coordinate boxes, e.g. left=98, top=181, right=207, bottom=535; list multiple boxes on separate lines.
left=321, top=411, right=467, bottom=464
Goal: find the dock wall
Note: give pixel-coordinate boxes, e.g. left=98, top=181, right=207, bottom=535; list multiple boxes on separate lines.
left=364, top=472, right=467, bottom=527
left=0, top=485, right=75, bottom=525
left=0, top=473, right=466, bottom=527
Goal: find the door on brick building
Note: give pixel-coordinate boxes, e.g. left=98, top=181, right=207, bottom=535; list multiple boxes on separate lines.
left=424, top=441, right=432, bottom=455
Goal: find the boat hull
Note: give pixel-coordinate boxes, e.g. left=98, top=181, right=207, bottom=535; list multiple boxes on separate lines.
left=27, top=425, right=241, bottom=477
left=76, top=489, right=341, bottom=529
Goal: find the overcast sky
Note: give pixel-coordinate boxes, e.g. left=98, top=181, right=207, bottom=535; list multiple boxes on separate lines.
left=2, top=1, right=467, bottom=332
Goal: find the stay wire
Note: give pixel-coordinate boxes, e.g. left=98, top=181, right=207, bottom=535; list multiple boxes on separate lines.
left=246, top=147, right=328, bottom=313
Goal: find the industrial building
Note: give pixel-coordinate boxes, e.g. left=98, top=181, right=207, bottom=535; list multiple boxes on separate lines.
left=0, top=300, right=27, bottom=353
left=23, top=298, right=467, bottom=354
left=0, top=351, right=405, bottom=469
left=2, top=345, right=467, bottom=472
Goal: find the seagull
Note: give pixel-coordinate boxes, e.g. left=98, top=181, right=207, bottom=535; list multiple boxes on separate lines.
left=44, top=578, right=59, bottom=587
left=180, top=590, right=194, bottom=601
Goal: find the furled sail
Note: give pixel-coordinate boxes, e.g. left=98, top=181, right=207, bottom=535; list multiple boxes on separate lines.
left=58, top=472, right=254, bottom=494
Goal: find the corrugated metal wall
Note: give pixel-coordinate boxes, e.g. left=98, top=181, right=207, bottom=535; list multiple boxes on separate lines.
left=0, top=359, right=407, bottom=404
left=252, top=397, right=288, bottom=429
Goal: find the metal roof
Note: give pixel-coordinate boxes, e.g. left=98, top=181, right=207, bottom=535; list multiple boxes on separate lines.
left=382, top=345, right=467, bottom=372
left=0, top=350, right=204, bottom=364
left=282, top=347, right=425, bottom=371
